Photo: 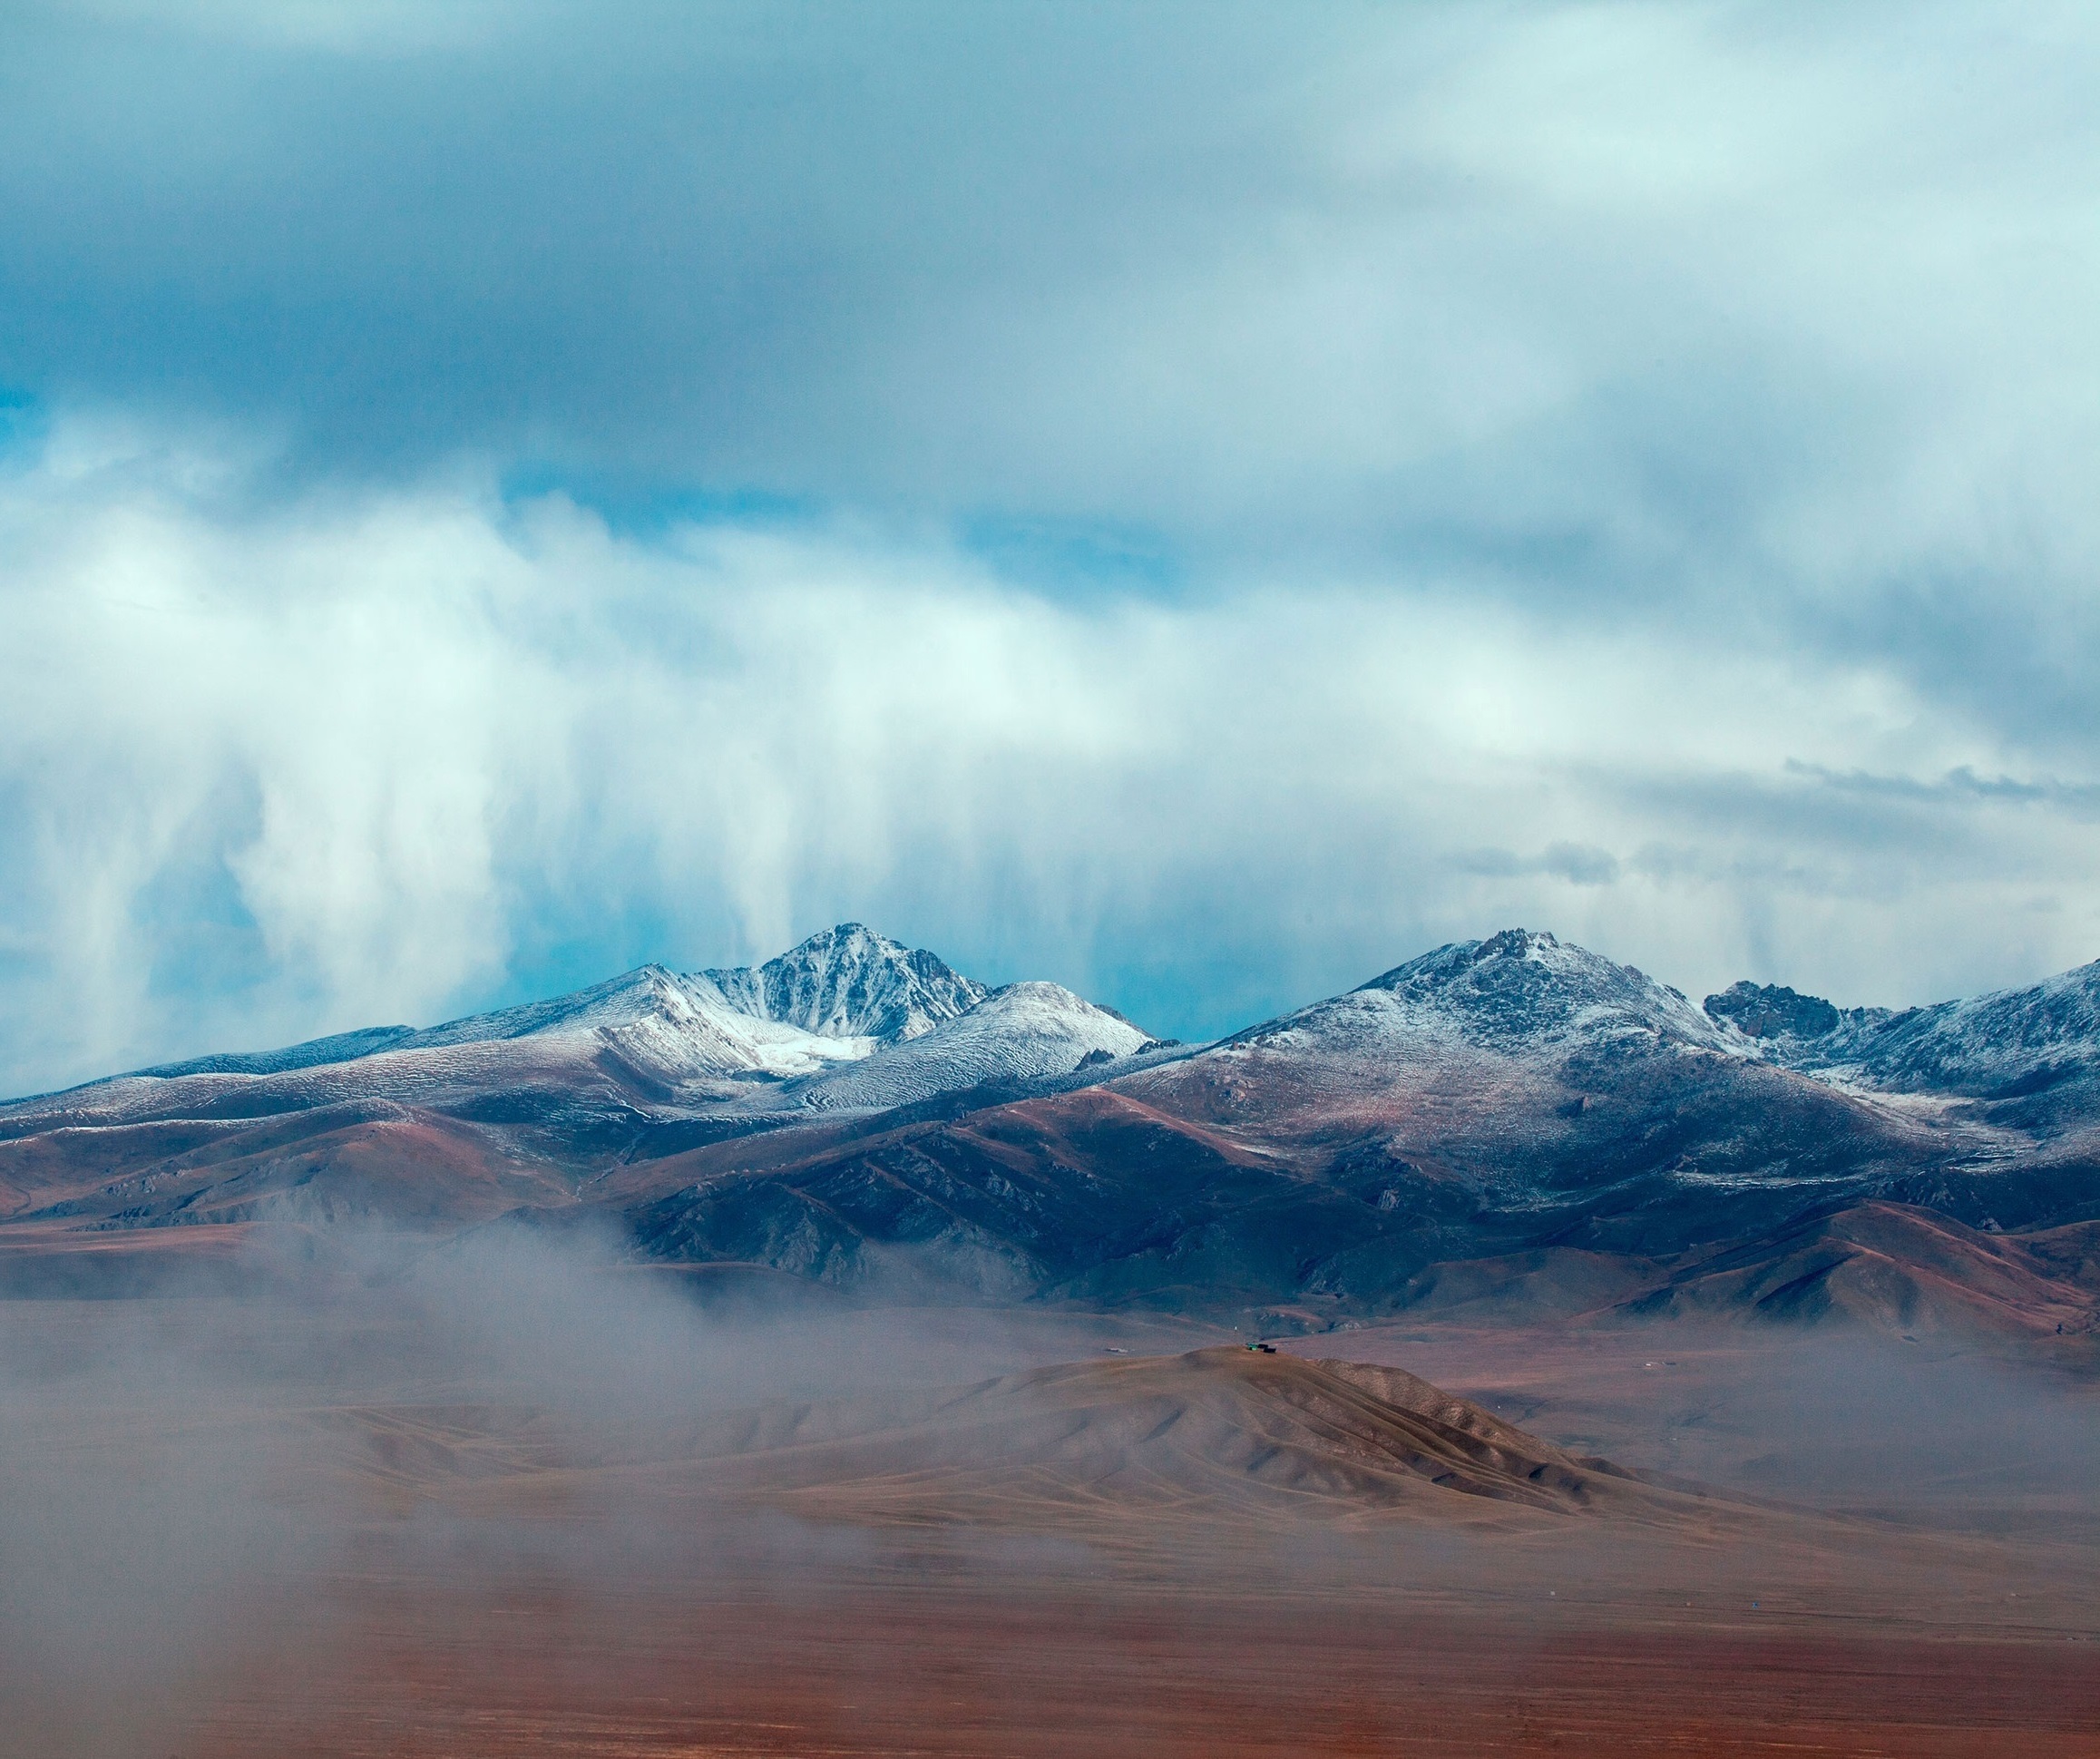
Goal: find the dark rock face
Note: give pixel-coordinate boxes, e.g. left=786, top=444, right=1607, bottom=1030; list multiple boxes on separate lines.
left=1704, top=981, right=1841, bottom=1041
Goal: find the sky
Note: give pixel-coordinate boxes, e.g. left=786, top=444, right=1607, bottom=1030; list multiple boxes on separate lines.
left=4, top=0, right=2100, bottom=1094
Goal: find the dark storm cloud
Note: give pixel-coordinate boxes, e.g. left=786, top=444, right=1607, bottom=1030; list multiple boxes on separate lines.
left=0, top=2, right=1326, bottom=506
left=0, top=3, right=2085, bottom=594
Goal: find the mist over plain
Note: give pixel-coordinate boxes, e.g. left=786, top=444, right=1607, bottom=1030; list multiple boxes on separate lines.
left=4, top=1217, right=2098, bottom=1755
left=0, top=1222, right=1197, bottom=1754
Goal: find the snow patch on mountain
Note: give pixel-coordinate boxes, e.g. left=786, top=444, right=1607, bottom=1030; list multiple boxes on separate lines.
left=1345, top=929, right=1736, bottom=1054
left=387, top=964, right=870, bottom=1082
left=777, top=981, right=1153, bottom=1111
left=1714, top=960, right=2100, bottom=1099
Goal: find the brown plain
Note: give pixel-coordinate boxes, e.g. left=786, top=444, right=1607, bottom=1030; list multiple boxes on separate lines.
left=195, top=1339, right=2100, bottom=1754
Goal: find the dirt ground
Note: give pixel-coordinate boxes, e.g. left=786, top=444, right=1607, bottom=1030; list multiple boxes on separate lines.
left=190, top=1559, right=2100, bottom=1758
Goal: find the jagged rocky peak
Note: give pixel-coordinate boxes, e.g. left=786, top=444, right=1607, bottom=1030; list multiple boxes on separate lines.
left=700, top=923, right=987, bottom=1043
left=1703, top=981, right=1841, bottom=1041
left=1354, top=927, right=1723, bottom=1049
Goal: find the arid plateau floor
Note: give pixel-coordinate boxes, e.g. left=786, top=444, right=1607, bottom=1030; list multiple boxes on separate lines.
left=4, top=1266, right=2098, bottom=1756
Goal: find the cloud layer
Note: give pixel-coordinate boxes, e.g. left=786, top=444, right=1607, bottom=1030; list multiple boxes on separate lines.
left=3, top=421, right=2095, bottom=1095
left=2, top=3, right=2099, bottom=1090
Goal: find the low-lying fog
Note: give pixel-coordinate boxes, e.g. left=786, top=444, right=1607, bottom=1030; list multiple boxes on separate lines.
left=0, top=1223, right=1227, bottom=1755
left=1337, top=1321, right=2100, bottom=1525
left=4, top=1222, right=2097, bottom=1756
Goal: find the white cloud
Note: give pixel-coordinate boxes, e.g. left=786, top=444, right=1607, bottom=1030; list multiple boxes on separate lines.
left=3, top=422, right=2097, bottom=1094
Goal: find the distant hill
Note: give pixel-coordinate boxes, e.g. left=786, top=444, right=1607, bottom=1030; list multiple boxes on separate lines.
left=327, top=1346, right=1714, bottom=1532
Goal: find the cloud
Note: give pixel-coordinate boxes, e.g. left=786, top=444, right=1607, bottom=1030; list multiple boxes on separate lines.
left=1459, top=845, right=1624, bottom=888
left=1, top=5, right=2098, bottom=1090
left=2, top=5, right=2095, bottom=581
left=3, top=419, right=2099, bottom=1096
left=2, top=9, right=2093, bottom=689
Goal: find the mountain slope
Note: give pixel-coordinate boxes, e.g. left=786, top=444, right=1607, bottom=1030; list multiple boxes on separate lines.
left=613, top=931, right=2100, bottom=1329
left=775, top=982, right=1155, bottom=1113
left=1702, top=964, right=2100, bottom=1157
left=4, top=924, right=997, bottom=1135
left=0, top=930, right=1164, bottom=1236
left=696, top=1347, right=1690, bottom=1528
left=0, top=966, right=867, bottom=1136
left=1353, top=929, right=1734, bottom=1054
left=1618, top=1200, right=2100, bottom=1337
left=1114, top=930, right=1956, bottom=1216
left=1721, top=963, right=2100, bottom=1101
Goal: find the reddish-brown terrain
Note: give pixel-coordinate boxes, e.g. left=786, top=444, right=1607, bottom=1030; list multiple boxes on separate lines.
left=195, top=1568, right=2100, bottom=1757
left=5, top=1261, right=2098, bottom=1757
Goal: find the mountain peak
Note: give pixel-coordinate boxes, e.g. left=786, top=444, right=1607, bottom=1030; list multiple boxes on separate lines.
left=698, top=923, right=986, bottom=1043
left=1473, top=926, right=1559, bottom=961
left=1353, top=929, right=1720, bottom=1051
left=1703, top=981, right=1841, bottom=1041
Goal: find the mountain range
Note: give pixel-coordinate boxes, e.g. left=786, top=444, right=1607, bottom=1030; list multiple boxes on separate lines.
left=4, top=922, right=2098, bottom=1341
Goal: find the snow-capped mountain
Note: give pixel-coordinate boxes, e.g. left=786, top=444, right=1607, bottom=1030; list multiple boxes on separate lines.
left=384, top=964, right=866, bottom=1079
left=124, top=963, right=871, bottom=1090
left=699, top=924, right=985, bottom=1043
left=6, top=921, right=2099, bottom=1343
left=627, top=927, right=2100, bottom=1323
left=0, top=926, right=1151, bottom=1158
left=2, top=964, right=874, bottom=1144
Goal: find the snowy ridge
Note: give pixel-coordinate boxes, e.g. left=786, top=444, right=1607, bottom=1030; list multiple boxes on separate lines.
left=94, top=966, right=870, bottom=1096
left=699, top=924, right=985, bottom=1042
left=0, top=929, right=1128, bottom=1128
left=1112, top=928, right=1763, bottom=1154
left=390, top=964, right=868, bottom=1080
left=777, top=982, right=1153, bottom=1111
left=17, top=921, right=2100, bottom=1330
left=0, top=964, right=875, bottom=1130
left=21, top=917, right=2100, bottom=1156
left=138, top=1024, right=420, bottom=1080
left=1716, top=959, right=2100, bottom=1099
